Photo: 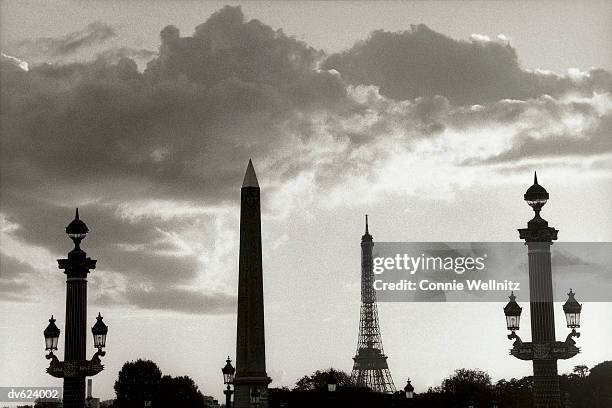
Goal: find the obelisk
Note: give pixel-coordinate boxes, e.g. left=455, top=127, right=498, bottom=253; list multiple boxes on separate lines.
left=234, top=159, right=271, bottom=408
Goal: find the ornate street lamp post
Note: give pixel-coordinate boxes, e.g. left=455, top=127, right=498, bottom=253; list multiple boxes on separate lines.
left=504, top=173, right=581, bottom=408
left=223, top=357, right=236, bottom=408
left=43, top=209, right=109, bottom=408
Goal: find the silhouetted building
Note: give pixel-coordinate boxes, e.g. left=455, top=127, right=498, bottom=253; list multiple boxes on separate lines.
left=203, top=395, right=220, bottom=408
left=350, top=216, right=396, bottom=392
left=234, top=160, right=272, bottom=408
left=85, top=379, right=100, bottom=408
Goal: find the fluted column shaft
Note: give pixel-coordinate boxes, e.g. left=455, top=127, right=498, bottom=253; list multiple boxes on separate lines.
left=528, top=242, right=560, bottom=408
left=63, top=273, right=87, bottom=408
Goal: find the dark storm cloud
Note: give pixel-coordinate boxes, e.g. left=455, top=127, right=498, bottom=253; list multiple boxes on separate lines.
left=145, top=6, right=346, bottom=106
left=14, top=22, right=117, bottom=58
left=0, top=6, right=349, bottom=313
left=110, top=287, right=235, bottom=314
left=323, top=24, right=611, bottom=105
left=0, top=255, right=36, bottom=300
left=1, top=6, right=348, bottom=207
left=1, top=6, right=611, bottom=312
left=2, top=200, right=208, bottom=294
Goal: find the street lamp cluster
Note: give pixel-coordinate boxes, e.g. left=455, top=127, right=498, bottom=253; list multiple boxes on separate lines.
left=43, top=314, right=108, bottom=357
left=504, top=290, right=582, bottom=338
left=42, top=209, right=109, bottom=408
left=503, top=173, right=583, bottom=408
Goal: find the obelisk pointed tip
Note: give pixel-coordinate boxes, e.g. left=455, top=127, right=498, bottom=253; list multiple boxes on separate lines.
left=242, top=159, right=259, bottom=188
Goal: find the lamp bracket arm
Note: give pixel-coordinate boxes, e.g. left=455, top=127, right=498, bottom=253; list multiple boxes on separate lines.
left=45, top=353, right=65, bottom=378
left=507, top=331, right=523, bottom=347
left=46, top=352, right=60, bottom=365
left=89, top=349, right=106, bottom=365
left=565, top=329, right=580, bottom=346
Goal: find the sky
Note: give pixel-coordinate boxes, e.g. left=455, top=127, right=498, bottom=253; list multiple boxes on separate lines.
left=1, top=0, right=611, bottom=404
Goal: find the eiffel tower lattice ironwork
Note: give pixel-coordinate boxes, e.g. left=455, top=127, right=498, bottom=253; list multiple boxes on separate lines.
left=350, top=215, right=396, bottom=393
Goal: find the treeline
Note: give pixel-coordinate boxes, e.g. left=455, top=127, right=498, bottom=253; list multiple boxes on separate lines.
left=417, top=361, right=611, bottom=407
left=270, top=361, right=612, bottom=407
left=112, top=359, right=217, bottom=408
left=20, top=360, right=611, bottom=408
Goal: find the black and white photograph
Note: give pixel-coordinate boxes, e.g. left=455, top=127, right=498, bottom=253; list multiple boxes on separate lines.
left=1, top=1, right=611, bottom=407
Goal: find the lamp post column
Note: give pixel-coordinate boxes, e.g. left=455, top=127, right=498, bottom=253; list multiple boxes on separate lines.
left=63, top=267, right=88, bottom=408
left=224, top=386, right=233, bottom=408
left=518, top=173, right=560, bottom=408
left=44, top=209, right=108, bottom=408
left=60, top=209, right=97, bottom=408
left=527, top=241, right=560, bottom=407
left=505, top=173, right=581, bottom=408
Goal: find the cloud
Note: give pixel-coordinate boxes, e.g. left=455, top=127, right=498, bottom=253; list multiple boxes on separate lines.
left=145, top=6, right=346, bottom=107
left=1, top=6, right=611, bottom=312
left=0, top=255, right=37, bottom=301
left=476, top=111, right=612, bottom=163
left=95, top=47, right=157, bottom=64
left=13, top=22, right=117, bottom=58
left=0, top=53, right=29, bottom=71
left=323, top=24, right=611, bottom=105
left=102, top=287, right=236, bottom=315
left=0, top=6, right=345, bottom=314
left=470, top=33, right=491, bottom=43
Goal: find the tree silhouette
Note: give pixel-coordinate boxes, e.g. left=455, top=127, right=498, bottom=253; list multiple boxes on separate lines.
left=495, top=376, right=532, bottom=408
left=435, top=368, right=493, bottom=406
left=588, top=361, right=612, bottom=407
left=156, top=375, right=207, bottom=408
left=294, top=368, right=353, bottom=391
left=573, top=365, right=589, bottom=378
left=114, top=359, right=162, bottom=408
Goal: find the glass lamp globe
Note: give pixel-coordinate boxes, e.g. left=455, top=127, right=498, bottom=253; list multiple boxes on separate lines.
left=44, top=315, right=60, bottom=351
left=222, top=357, right=235, bottom=385
left=66, top=208, right=89, bottom=242
left=91, top=313, right=108, bottom=349
left=504, top=292, right=522, bottom=331
left=404, top=379, right=414, bottom=399
left=524, top=172, right=549, bottom=211
left=563, top=289, right=582, bottom=329
left=327, top=375, right=338, bottom=392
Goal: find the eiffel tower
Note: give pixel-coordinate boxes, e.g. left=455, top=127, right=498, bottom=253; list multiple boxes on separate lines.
left=350, top=215, right=396, bottom=393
